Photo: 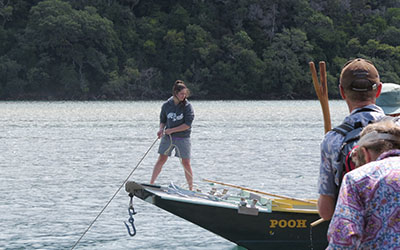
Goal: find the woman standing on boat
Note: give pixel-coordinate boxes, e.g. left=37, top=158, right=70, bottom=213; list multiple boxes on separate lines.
left=150, top=80, right=195, bottom=190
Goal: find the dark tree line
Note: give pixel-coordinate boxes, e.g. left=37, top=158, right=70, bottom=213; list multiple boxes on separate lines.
left=1, top=0, right=400, bottom=100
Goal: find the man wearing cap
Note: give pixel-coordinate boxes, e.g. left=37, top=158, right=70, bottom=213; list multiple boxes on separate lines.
left=376, top=83, right=400, bottom=117
left=317, top=58, right=385, bottom=220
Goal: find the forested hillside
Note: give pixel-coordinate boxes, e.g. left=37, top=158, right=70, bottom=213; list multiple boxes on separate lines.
left=1, top=0, right=400, bottom=100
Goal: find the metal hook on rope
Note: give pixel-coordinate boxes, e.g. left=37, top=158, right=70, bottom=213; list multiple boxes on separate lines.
left=71, top=137, right=159, bottom=249
left=124, top=193, right=137, bottom=237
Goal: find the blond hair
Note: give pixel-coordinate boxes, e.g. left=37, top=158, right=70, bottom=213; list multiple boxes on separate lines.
left=354, top=120, right=400, bottom=167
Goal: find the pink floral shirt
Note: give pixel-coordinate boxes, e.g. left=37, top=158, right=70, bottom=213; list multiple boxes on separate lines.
left=327, top=150, right=400, bottom=249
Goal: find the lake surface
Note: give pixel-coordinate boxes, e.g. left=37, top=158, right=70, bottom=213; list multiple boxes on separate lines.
left=0, top=100, right=348, bottom=249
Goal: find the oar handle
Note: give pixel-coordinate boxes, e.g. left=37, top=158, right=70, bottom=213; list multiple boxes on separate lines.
left=310, top=218, right=326, bottom=227
left=309, top=62, right=321, bottom=100
left=319, top=61, right=331, bottom=133
left=309, top=61, right=332, bottom=134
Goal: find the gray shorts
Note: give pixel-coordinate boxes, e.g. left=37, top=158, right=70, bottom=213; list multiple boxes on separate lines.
left=158, top=135, right=191, bottom=159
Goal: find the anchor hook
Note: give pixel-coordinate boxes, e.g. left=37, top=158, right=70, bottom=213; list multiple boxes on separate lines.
left=124, top=194, right=137, bottom=237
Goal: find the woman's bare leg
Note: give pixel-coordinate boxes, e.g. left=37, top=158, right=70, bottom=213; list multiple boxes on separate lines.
left=150, top=154, right=168, bottom=184
left=181, top=158, right=193, bottom=190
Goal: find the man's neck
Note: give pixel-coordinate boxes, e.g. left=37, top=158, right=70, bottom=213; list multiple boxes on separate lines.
left=347, top=100, right=375, bottom=113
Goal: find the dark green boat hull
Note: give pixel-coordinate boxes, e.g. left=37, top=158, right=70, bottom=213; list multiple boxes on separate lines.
left=126, top=182, right=329, bottom=250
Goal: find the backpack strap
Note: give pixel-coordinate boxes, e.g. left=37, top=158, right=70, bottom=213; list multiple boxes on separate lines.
left=332, top=121, right=363, bottom=136
left=331, top=107, right=377, bottom=135
left=332, top=107, right=379, bottom=188
left=353, top=107, right=376, bottom=113
left=332, top=123, right=353, bottom=136
left=344, top=145, right=359, bottom=174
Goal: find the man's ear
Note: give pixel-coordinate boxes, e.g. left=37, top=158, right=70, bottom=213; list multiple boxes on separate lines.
left=339, top=85, right=346, bottom=100
left=375, top=82, right=382, bottom=98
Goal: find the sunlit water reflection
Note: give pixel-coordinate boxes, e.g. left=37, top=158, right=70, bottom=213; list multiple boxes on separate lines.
left=0, top=100, right=347, bottom=249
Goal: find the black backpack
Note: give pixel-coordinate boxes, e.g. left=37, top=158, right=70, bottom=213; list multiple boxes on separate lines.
left=333, top=108, right=400, bottom=186
left=332, top=119, right=366, bottom=182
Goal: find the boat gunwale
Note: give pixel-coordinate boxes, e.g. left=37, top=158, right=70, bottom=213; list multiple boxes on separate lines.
left=127, top=181, right=319, bottom=214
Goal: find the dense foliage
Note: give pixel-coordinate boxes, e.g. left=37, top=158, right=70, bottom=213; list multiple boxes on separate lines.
left=1, top=0, right=400, bottom=100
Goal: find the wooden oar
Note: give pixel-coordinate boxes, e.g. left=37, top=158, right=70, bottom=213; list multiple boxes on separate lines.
left=309, top=61, right=332, bottom=227
left=309, top=61, right=331, bottom=133
left=203, top=179, right=317, bottom=205
left=310, top=218, right=325, bottom=227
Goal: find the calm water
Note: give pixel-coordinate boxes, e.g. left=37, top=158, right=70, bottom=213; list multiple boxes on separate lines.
left=0, top=100, right=348, bottom=250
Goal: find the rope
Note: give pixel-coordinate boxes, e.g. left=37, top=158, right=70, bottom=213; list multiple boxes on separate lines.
left=71, top=137, right=159, bottom=250
left=163, top=134, right=193, bottom=184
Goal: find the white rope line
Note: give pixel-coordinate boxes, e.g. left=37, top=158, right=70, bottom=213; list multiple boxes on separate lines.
left=71, top=137, right=159, bottom=250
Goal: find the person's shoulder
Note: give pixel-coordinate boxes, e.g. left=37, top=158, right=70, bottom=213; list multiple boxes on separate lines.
left=350, top=104, right=384, bottom=115
left=160, top=98, right=173, bottom=112
left=324, top=125, right=348, bottom=140
left=323, top=129, right=341, bottom=139
left=184, top=100, right=194, bottom=109
left=345, top=104, right=385, bottom=124
left=342, top=163, right=373, bottom=183
left=322, top=131, right=343, bottom=148
left=347, top=156, right=399, bottom=181
left=162, top=97, right=174, bottom=106
left=321, top=130, right=343, bottom=152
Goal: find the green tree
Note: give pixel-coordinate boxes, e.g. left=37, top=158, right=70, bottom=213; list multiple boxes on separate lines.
left=0, top=0, right=13, bottom=28
left=0, top=56, right=26, bottom=98
left=3, top=0, right=400, bottom=100
left=387, top=7, right=400, bottom=28
left=381, top=26, right=400, bottom=46
left=24, top=0, right=121, bottom=98
left=263, top=28, right=313, bottom=98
